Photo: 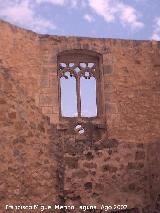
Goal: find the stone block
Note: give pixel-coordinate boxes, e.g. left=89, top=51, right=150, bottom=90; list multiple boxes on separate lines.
left=103, top=53, right=113, bottom=64
left=39, top=94, right=54, bottom=106
left=42, top=106, right=53, bottom=114
left=49, top=113, right=59, bottom=124
left=40, top=74, right=50, bottom=87
left=106, top=103, right=118, bottom=114
left=103, top=65, right=113, bottom=74
left=64, top=157, right=79, bottom=169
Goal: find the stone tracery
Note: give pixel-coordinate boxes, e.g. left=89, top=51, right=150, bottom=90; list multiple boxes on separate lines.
left=59, top=62, right=96, bottom=79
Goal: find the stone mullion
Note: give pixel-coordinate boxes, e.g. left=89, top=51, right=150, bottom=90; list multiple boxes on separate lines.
left=76, top=74, right=81, bottom=117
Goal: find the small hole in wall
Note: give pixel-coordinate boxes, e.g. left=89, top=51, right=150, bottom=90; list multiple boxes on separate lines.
left=80, top=63, right=87, bottom=68
left=85, top=72, right=90, bottom=77
left=75, top=125, right=85, bottom=134
left=69, top=63, right=74, bottom=67
left=74, top=67, right=81, bottom=73
left=60, top=63, right=67, bottom=68
left=88, top=63, right=95, bottom=68
left=64, top=71, right=70, bottom=78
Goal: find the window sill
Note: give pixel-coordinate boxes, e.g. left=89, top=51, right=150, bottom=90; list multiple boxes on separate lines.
left=57, top=120, right=106, bottom=131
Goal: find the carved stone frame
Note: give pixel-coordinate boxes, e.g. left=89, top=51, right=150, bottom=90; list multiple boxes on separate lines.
left=57, top=49, right=105, bottom=124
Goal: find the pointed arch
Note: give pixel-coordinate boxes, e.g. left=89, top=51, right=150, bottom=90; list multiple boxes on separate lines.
left=57, top=49, right=103, bottom=120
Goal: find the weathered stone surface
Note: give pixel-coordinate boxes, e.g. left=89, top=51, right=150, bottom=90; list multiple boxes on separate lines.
left=0, top=66, right=59, bottom=210
left=135, top=151, right=145, bottom=160
left=0, top=20, right=160, bottom=213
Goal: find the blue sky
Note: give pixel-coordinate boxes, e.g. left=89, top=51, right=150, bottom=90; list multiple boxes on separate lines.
left=0, top=0, right=160, bottom=40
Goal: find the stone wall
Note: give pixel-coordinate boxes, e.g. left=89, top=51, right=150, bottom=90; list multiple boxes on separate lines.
left=0, top=20, right=41, bottom=102
left=0, top=65, right=59, bottom=212
left=148, top=141, right=160, bottom=212
left=39, top=36, right=160, bottom=144
left=0, top=20, right=159, bottom=143
left=61, top=133, right=150, bottom=212
left=0, top=20, right=160, bottom=212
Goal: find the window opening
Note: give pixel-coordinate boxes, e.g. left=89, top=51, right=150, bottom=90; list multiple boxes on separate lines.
left=60, top=73, right=77, bottom=117
left=58, top=51, right=100, bottom=119
left=80, top=76, right=97, bottom=117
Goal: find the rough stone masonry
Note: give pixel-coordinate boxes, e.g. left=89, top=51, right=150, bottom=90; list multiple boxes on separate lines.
left=0, top=20, right=160, bottom=213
